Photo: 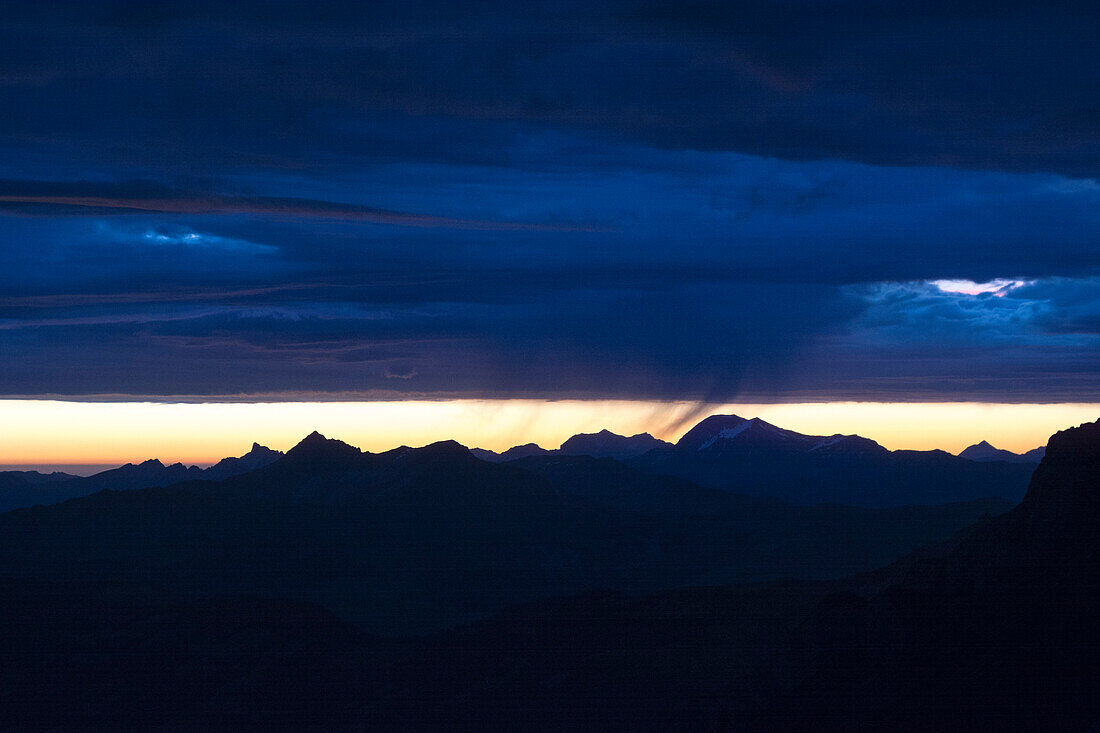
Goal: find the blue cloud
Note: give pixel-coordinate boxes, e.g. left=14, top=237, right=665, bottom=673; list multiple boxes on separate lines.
left=0, top=2, right=1097, bottom=402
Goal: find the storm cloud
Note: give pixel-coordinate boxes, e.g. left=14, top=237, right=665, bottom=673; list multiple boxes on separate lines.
left=0, top=1, right=1097, bottom=402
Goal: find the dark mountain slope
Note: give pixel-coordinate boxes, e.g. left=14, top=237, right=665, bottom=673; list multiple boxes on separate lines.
left=0, top=577, right=371, bottom=730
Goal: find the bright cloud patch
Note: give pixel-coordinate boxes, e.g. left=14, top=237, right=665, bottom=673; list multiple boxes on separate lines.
left=139, top=228, right=276, bottom=254
left=932, top=279, right=1030, bottom=297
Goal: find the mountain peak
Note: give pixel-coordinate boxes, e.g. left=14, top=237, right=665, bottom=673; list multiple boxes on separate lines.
left=676, top=414, right=750, bottom=451
left=415, top=440, right=471, bottom=459
left=285, top=432, right=361, bottom=462
left=241, top=442, right=280, bottom=459
left=498, top=443, right=551, bottom=461
left=559, top=430, right=670, bottom=459
left=681, top=415, right=818, bottom=451
left=959, top=440, right=1042, bottom=464
left=202, top=442, right=284, bottom=480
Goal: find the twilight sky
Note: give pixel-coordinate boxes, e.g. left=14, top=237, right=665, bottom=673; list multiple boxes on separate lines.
left=1, top=1, right=1098, bottom=415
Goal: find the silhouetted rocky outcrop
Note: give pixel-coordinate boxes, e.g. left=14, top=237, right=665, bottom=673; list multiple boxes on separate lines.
left=203, top=442, right=282, bottom=480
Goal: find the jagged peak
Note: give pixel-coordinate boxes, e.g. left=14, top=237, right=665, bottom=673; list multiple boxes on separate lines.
left=959, top=440, right=1002, bottom=455
left=242, top=442, right=280, bottom=457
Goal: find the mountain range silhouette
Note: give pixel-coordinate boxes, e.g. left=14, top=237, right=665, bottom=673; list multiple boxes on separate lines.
left=0, top=427, right=1011, bottom=634
left=0, top=415, right=1093, bottom=729
left=0, top=414, right=1038, bottom=513
left=0, top=441, right=283, bottom=513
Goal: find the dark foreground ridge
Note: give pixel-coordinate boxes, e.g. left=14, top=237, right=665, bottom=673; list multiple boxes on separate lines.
left=0, top=420, right=1094, bottom=729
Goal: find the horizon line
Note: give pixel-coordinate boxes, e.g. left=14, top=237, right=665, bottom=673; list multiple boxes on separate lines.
left=1, top=399, right=1094, bottom=467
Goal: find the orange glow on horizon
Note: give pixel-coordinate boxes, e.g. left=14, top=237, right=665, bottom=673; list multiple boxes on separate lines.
left=0, top=399, right=1095, bottom=468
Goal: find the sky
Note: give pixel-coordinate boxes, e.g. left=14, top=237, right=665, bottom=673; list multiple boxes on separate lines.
left=1, top=400, right=1095, bottom=472
left=0, top=1, right=1097, bottom=462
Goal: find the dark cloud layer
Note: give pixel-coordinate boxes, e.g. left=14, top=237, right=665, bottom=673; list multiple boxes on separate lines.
left=0, top=179, right=582, bottom=231
left=0, top=1, right=1097, bottom=402
left=2, top=1, right=1096, bottom=176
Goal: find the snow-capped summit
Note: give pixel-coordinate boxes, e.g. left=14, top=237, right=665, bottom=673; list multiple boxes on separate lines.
left=676, top=415, right=888, bottom=454
left=676, top=415, right=753, bottom=451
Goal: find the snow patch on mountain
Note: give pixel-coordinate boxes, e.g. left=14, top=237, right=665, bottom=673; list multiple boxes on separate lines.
left=698, top=418, right=757, bottom=450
